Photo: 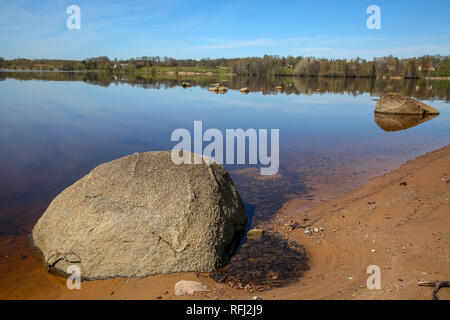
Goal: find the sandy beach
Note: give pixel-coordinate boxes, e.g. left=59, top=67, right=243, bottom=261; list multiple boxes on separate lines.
left=1, top=145, right=448, bottom=300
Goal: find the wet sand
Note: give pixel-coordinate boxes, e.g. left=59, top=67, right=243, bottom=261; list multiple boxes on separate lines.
left=273, top=144, right=450, bottom=299
left=0, top=145, right=449, bottom=300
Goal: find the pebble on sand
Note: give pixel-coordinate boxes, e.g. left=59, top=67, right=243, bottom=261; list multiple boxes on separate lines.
left=174, top=280, right=209, bottom=296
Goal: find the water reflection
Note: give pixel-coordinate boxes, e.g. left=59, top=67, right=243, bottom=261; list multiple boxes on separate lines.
left=1, top=71, right=449, bottom=101
left=0, top=71, right=449, bottom=293
left=374, top=113, right=440, bottom=132
left=0, top=72, right=448, bottom=236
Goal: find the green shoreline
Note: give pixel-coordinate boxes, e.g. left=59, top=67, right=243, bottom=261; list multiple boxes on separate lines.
left=2, top=69, right=449, bottom=81
left=1, top=54, right=449, bottom=79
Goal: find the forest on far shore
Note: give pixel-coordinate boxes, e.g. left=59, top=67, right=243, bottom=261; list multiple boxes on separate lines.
left=1, top=54, right=449, bottom=79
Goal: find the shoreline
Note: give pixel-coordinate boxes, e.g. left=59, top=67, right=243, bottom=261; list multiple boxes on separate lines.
left=0, top=145, right=449, bottom=299
left=270, top=144, right=450, bottom=299
left=2, top=70, right=450, bottom=81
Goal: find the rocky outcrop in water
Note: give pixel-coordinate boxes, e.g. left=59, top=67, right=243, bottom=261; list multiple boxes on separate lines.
left=375, top=93, right=439, bottom=115
left=31, top=151, right=247, bottom=279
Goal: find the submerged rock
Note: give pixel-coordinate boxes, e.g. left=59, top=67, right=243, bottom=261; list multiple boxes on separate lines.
left=247, top=228, right=263, bottom=239
left=375, top=93, right=439, bottom=115
left=31, top=151, right=247, bottom=279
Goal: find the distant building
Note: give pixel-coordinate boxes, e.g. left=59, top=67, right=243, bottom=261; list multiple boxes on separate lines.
left=418, top=64, right=435, bottom=72
left=113, top=63, right=129, bottom=68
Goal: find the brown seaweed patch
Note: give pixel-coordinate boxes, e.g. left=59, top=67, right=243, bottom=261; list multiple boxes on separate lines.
left=210, top=232, right=308, bottom=290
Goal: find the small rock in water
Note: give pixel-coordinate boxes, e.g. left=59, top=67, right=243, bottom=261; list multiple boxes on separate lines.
left=174, top=280, right=209, bottom=296
left=247, top=229, right=264, bottom=239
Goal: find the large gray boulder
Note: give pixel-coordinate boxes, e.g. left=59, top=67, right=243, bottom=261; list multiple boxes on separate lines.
left=375, top=93, right=439, bottom=115
left=31, top=151, right=247, bottom=280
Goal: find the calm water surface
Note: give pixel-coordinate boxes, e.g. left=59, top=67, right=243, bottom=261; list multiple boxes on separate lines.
left=0, top=72, right=449, bottom=236
left=0, top=72, right=449, bottom=291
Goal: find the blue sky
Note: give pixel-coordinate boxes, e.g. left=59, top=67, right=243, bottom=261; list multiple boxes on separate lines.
left=1, top=0, right=449, bottom=60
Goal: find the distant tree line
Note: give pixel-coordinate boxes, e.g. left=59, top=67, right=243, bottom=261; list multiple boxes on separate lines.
left=227, top=55, right=449, bottom=78
left=1, top=55, right=449, bottom=78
